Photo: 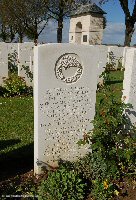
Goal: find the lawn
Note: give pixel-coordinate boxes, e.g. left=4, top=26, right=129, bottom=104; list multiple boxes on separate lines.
left=96, top=70, right=124, bottom=110
left=0, top=96, right=34, bottom=181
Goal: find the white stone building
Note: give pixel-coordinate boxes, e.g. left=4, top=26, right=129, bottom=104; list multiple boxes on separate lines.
left=69, top=3, right=106, bottom=45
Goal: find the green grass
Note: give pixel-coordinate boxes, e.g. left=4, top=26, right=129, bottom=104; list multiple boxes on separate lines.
left=96, top=70, right=124, bottom=110
left=0, top=70, right=124, bottom=181
left=0, top=96, right=34, bottom=181
left=0, top=96, right=34, bottom=152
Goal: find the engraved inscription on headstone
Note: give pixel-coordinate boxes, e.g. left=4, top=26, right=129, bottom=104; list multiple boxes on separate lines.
left=55, top=53, right=83, bottom=84
left=39, top=86, right=93, bottom=164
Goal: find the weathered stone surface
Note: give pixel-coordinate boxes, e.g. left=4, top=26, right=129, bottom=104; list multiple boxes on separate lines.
left=96, top=45, right=108, bottom=83
left=7, top=43, right=18, bottom=55
left=34, top=44, right=99, bottom=174
left=0, top=43, right=8, bottom=86
left=122, top=47, right=134, bottom=68
left=122, top=48, right=136, bottom=126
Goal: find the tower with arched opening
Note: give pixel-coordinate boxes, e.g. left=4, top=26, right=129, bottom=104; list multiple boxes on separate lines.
left=69, top=3, right=106, bottom=45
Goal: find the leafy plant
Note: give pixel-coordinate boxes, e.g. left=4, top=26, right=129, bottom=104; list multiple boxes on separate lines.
left=38, top=166, right=86, bottom=200
left=21, top=65, right=33, bottom=83
left=78, top=71, right=136, bottom=200
left=117, top=57, right=123, bottom=71
left=2, top=74, right=27, bottom=97
left=72, top=154, right=93, bottom=180
left=8, top=50, right=33, bottom=83
left=8, top=50, right=18, bottom=75
left=16, top=178, right=37, bottom=197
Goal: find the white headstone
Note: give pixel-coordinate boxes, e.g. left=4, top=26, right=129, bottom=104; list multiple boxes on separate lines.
left=18, top=42, right=34, bottom=86
left=108, top=46, right=124, bottom=70
left=34, top=44, right=99, bottom=174
left=97, top=45, right=108, bottom=84
left=122, top=48, right=136, bottom=126
left=0, top=43, right=8, bottom=86
left=122, top=47, right=134, bottom=68
left=7, top=43, right=18, bottom=55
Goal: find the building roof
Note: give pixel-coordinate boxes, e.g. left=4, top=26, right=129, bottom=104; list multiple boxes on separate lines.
left=70, top=3, right=106, bottom=17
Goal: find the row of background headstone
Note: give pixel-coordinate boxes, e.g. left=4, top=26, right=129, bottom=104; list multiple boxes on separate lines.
left=0, top=43, right=135, bottom=88
left=0, top=42, right=34, bottom=86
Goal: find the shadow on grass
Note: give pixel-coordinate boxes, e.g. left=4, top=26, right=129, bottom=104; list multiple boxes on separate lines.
left=0, top=142, right=34, bottom=182
left=0, top=86, right=7, bottom=97
left=0, top=139, right=21, bottom=151
left=106, top=80, right=123, bottom=85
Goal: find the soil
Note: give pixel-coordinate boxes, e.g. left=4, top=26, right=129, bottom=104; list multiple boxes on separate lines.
left=0, top=169, right=136, bottom=200
left=0, top=170, right=46, bottom=199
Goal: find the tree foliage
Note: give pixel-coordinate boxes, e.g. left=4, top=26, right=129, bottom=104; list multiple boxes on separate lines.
left=0, top=0, right=27, bottom=42
left=0, top=0, right=49, bottom=43
left=23, top=0, right=49, bottom=44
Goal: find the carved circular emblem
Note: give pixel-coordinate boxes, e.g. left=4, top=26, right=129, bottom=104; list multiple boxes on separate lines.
left=55, top=54, right=83, bottom=84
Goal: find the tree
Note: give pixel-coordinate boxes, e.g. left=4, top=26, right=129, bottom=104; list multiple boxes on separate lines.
left=0, top=0, right=27, bottom=42
left=47, top=0, right=90, bottom=43
left=0, top=23, right=15, bottom=42
left=23, top=0, right=49, bottom=45
left=0, top=0, right=49, bottom=44
left=99, top=0, right=136, bottom=46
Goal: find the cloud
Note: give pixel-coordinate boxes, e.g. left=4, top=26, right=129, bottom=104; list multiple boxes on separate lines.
left=104, top=22, right=125, bottom=35
left=102, top=22, right=125, bottom=44
left=103, top=22, right=136, bottom=45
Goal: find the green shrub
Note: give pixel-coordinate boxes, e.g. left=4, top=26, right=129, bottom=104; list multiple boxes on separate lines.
left=72, top=154, right=93, bottom=180
left=3, top=74, right=27, bottom=97
left=38, top=166, right=86, bottom=200
left=78, top=70, right=136, bottom=199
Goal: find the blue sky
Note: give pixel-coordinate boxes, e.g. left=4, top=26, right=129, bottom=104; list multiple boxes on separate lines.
left=38, top=0, right=136, bottom=45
